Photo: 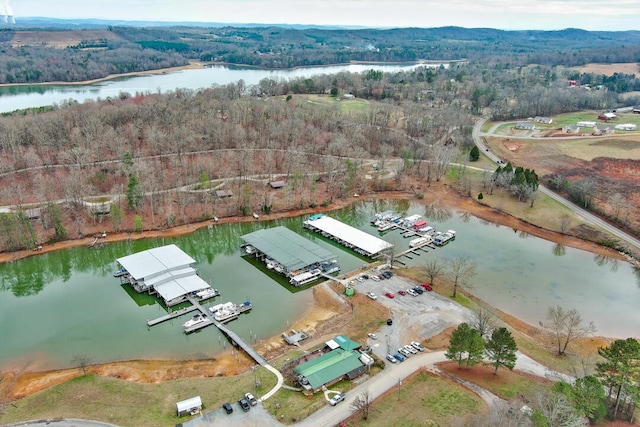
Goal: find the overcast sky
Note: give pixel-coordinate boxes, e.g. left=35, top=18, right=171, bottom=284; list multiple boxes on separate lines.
left=4, top=0, right=640, bottom=31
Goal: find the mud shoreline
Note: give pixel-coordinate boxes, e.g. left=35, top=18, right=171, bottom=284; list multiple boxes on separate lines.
left=0, top=189, right=627, bottom=400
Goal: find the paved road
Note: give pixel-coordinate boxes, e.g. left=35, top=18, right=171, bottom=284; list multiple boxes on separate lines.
left=472, top=118, right=640, bottom=252
left=1, top=420, right=121, bottom=427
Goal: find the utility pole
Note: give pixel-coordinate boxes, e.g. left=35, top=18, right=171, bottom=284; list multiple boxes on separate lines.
left=397, top=378, right=402, bottom=401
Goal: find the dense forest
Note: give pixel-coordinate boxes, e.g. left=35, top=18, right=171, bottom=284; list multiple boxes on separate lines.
left=0, top=56, right=637, bottom=253
left=0, top=25, right=639, bottom=85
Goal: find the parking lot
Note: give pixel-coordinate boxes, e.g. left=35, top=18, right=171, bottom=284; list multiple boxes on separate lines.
left=352, top=269, right=474, bottom=362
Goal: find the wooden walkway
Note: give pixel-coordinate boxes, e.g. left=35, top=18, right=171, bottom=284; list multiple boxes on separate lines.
left=147, top=305, right=200, bottom=326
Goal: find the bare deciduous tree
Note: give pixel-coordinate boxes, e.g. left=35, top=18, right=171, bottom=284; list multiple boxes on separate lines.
left=472, top=305, right=498, bottom=338
left=447, top=257, right=477, bottom=298
left=545, top=305, right=597, bottom=356
left=421, top=258, right=444, bottom=286
left=71, top=353, right=93, bottom=376
left=350, top=390, right=372, bottom=420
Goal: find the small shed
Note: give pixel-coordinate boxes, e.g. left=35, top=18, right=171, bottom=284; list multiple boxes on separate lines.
left=24, top=208, right=41, bottom=220
left=215, top=189, right=233, bottom=199
left=176, top=396, right=202, bottom=416
left=269, top=180, right=285, bottom=189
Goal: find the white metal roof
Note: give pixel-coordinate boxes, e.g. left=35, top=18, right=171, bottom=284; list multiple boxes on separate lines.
left=305, top=215, right=393, bottom=256
left=155, top=274, right=209, bottom=302
left=176, top=396, right=202, bottom=412
left=116, top=244, right=210, bottom=304
left=116, top=244, right=195, bottom=280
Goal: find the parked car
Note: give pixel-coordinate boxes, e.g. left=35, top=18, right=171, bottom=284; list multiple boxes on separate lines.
left=245, top=392, right=258, bottom=406
left=371, top=275, right=380, bottom=282
left=406, top=288, right=418, bottom=297
left=362, top=274, right=369, bottom=279
left=385, top=291, right=395, bottom=299
left=412, top=286, right=424, bottom=295
left=366, top=292, right=377, bottom=300
left=393, top=352, right=406, bottom=362
left=383, top=271, right=393, bottom=278
left=238, top=398, right=251, bottom=412
left=356, top=276, right=365, bottom=282
left=404, top=344, right=418, bottom=354
left=368, top=333, right=378, bottom=339
left=397, top=289, right=406, bottom=296
left=411, top=341, right=426, bottom=352
left=377, top=274, right=386, bottom=280
left=398, top=347, right=411, bottom=357
left=222, top=402, right=233, bottom=414
left=420, top=283, right=433, bottom=291
left=386, top=354, right=398, bottom=363
left=329, top=392, right=346, bottom=406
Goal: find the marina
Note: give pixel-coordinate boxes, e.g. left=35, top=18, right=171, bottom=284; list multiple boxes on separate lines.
left=115, top=244, right=217, bottom=307
left=241, top=225, right=341, bottom=286
left=304, top=213, right=394, bottom=258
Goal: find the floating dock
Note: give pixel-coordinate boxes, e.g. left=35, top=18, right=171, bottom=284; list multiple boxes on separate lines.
left=241, top=226, right=341, bottom=286
left=303, top=214, right=393, bottom=258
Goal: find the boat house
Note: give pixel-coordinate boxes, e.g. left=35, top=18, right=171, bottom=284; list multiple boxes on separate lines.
left=294, top=335, right=368, bottom=393
left=240, top=226, right=340, bottom=285
left=176, top=396, right=202, bottom=416
left=303, top=214, right=393, bottom=258
left=115, top=244, right=214, bottom=307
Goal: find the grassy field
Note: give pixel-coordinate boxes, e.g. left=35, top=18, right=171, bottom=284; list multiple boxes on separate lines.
left=303, top=94, right=371, bottom=112
left=0, top=366, right=276, bottom=427
left=342, top=369, right=485, bottom=426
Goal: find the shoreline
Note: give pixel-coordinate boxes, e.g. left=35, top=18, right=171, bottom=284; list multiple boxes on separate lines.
left=0, top=59, right=462, bottom=89
left=0, top=189, right=629, bottom=400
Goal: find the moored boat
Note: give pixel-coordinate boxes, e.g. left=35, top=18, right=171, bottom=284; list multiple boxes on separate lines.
left=409, top=236, right=431, bottom=248
left=183, top=314, right=207, bottom=328
left=433, top=230, right=456, bottom=246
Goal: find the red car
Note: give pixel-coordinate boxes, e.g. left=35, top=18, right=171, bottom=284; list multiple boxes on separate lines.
left=397, top=289, right=406, bottom=296
left=385, top=291, right=395, bottom=299
left=420, top=283, right=433, bottom=291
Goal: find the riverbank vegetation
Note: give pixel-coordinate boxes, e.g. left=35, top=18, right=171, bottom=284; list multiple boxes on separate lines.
left=2, top=25, right=640, bottom=85
left=0, top=59, right=638, bottom=260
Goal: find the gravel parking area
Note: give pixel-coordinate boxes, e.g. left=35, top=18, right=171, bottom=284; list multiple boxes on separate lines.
left=353, top=269, right=474, bottom=361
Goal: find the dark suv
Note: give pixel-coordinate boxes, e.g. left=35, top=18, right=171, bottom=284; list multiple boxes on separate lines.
left=222, top=402, right=233, bottom=414
left=238, top=397, right=251, bottom=412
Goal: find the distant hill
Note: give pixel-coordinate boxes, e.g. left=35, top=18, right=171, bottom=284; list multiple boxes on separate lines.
left=3, top=17, right=368, bottom=30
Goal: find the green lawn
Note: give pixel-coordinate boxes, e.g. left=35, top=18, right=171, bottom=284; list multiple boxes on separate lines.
left=344, top=370, right=485, bottom=426
left=0, top=366, right=276, bottom=427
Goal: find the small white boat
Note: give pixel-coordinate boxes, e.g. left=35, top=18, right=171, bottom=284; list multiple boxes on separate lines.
left=266, top=259, right=276, bottom=269
left=409, top=237, right=431, bottom=248
left=195, top=288, right=219, bottom=300
left=183, top=314, right=207, bottom=328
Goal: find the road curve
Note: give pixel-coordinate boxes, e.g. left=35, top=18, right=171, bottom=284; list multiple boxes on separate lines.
left=472, top=118, right=640, bottom=252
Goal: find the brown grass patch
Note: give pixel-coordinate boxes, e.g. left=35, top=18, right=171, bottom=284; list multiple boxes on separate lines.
left=11, top=30, right=124, bottom=48
left=574, top=63, right=640, bottom=76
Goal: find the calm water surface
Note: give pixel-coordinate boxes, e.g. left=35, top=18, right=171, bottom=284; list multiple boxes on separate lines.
left=0, top=200, right=638, bottom=371
left=0, top=63, right=432, bottom=113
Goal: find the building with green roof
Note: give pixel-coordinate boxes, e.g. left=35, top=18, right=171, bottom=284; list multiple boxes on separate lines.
left=241, top=226, right=340, bottom=285
left=294, top=335, right=367, bottom=392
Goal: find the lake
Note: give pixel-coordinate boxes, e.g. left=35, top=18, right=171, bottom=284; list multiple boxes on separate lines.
left=0, top=62, right=435, bottom=113
left=0, top=200, right=638, bottom=371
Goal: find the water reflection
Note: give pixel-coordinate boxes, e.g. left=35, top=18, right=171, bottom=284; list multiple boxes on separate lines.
left=593, top=254, right=619, bottom=272
left=423, top=203, right=452, bottom=222
left=553, top=243, right=566, bottom=257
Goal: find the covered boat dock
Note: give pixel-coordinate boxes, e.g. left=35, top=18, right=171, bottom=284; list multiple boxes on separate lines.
left=303, top=214, right=393, bottom=258
left=116, top=244, right=214, bottom=307
left=240, top=226, right=340, bottom=285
